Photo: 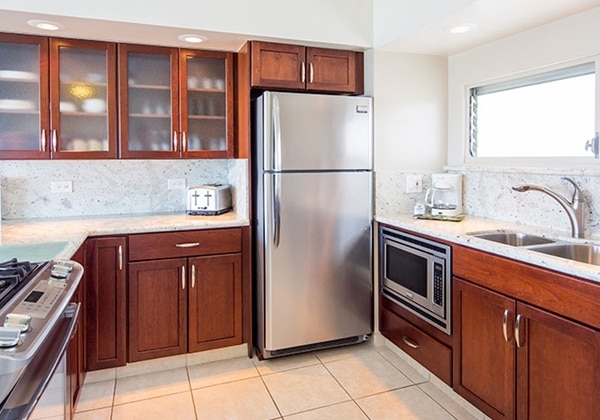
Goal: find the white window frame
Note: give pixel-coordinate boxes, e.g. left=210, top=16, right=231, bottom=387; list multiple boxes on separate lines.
left=464, top=55, right=600, bottom=168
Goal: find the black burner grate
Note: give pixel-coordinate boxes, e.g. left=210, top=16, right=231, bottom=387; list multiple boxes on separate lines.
left=0, top=258, right=46, bottom=309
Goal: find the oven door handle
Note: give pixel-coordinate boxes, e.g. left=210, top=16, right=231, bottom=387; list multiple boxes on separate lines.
left=0, top=303, right=80, bottom=420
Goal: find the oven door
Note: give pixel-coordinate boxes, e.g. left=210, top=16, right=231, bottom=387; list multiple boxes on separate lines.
left=0, top=303, right=80, bottom=420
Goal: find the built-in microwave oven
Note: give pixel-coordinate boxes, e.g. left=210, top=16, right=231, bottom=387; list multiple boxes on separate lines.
left=379, top=226, right=452, bottom=334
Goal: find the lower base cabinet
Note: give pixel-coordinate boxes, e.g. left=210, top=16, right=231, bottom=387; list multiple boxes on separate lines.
left=454, top=277, right=600, bottom=420
left=379, top=295, right=453, bottom=386
left=127, top=228, right=243, bottom=362
left=85, top=236, right=127, bottom=371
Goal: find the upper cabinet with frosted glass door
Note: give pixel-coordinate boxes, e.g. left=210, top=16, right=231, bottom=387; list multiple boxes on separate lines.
left=118, top=44, right=234, bottom=159
left=50, top=38, right=118, bottom=159
left=0, top=33, right=117, bottom=159
left=180, top=49, right=234, bottom=158
left=0, top=34, right=48, bottom=159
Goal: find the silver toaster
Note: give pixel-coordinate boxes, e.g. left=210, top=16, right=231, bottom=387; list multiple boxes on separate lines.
left=187, top=184, right=232, bottom=215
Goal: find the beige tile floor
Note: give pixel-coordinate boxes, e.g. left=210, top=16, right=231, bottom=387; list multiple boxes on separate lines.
left=74, top=342, right=483, bottom=420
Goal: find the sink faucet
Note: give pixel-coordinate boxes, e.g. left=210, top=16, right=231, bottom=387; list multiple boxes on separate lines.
left=512, top=177, right=586, bottom=238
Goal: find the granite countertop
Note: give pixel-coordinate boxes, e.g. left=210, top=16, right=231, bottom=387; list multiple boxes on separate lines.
left=0, top=212, right=249, bottom=261
left=376, top=214, right=600, bottom=284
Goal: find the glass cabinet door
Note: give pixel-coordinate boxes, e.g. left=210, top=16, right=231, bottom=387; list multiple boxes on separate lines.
left=119, top=45, right=179, bottom=158
left=50, top=39, right=118, bottom=159
left=180, top=50, right=234, bottom=158
left=0, top=34, right=49, bottom=159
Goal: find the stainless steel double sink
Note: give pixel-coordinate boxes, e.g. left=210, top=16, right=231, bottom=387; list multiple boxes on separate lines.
left=468, top=230, right=600, bottom=266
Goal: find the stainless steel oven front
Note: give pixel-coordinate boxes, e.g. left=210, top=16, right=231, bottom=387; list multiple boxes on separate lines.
left=379, top=226, right=452, bottom=334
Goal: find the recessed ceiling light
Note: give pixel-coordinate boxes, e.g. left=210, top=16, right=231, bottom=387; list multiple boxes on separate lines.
left=27, top=19, right=64, bottom=31
left=178, top=34, right=208, bottom=43
left=449, top=23, right=478, bottom=34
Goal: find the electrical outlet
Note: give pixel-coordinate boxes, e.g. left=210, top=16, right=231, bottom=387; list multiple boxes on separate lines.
left=51, top=181, right=73, bottom=193
left=405, top=175, right=422, bottom=193
left=168, top=178, right=186, bottom=190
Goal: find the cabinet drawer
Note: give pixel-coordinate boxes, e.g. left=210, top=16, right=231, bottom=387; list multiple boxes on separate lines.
left=128, top=228, right=242, bottom=261
left=380, top=306, right=452, bottom=385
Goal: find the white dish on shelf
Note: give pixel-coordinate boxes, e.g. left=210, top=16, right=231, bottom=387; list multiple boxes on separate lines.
left=82, top=98, right=106, bottom=113
left=0, top=70, right=36, bottom=80
left=60, top=102, right=77, bottom=112
left=0, top=99, right=35, bottom=110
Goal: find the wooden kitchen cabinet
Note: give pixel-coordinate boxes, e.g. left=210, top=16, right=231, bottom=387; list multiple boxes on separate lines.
left=85, top=236, right=127, bottom=370
left=118, top=44, right=234, bottom=159
left=453, top=246, right=600, bottom=420
left=380, top=296, right=453, bottom=386
left=127, top=228, right=243, bottom=362
left=249, top=41, right=364, bottom=94
left=0, top=33, right=118, bottom=159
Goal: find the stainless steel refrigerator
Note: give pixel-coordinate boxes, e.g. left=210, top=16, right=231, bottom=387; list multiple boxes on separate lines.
left=252, top=91, right=373, bottom=359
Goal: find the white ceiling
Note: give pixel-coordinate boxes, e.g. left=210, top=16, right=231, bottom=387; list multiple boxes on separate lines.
left=0, top=0, right=599, bottom=56
left=379, top=0, right=600, bottom=56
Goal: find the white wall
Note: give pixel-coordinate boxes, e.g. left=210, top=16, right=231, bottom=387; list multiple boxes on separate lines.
left=448, top=7, right=600, bottom=166
left=372, top=50, right=447, bottom=216
left=373, top=51, right=447, bottom=171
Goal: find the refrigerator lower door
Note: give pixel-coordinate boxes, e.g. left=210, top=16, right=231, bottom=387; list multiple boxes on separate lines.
left=258, top=171, right=373, bottom=354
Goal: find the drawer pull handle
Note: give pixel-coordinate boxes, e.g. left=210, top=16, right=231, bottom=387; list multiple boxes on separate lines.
left=402, top=336, right=419, bottom=349
left=175, top=242, right=200, bottom=248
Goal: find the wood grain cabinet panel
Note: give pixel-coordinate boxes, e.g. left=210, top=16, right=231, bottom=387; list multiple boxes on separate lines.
left=250, top=41, right=363, bottom=94
left=85, top=236, right=127, bottom=371
left=188, top=254, right=242, bottom=352
left=453, top=246, right=600, bottom=420
left=127, top=228, right=244, bottom=362
left=128, top=259, right=187, bottom=362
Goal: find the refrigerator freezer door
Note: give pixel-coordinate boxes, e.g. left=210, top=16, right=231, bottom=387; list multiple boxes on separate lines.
left=260, top=171, right=373, bottom=352
left=260, top=91, right=372, bottom=171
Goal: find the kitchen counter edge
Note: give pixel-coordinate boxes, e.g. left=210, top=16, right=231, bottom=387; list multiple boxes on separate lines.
left=0, top=212, right=249, bottom=261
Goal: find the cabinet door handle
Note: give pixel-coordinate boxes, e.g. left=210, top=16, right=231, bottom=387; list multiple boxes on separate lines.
left=118, top=245, right=123, bottom=271
left=402, top=336, right=419, bottom=349
left=515, top=314, right=524, bottom=348
left=52, top=130, right=58, bottom=153
left=182, top=131, right=187, bottom=152
left=309, top=62, right=314, bottom=84
left=181, top=265, right=186, bottom=290
left=173, top=131, right=178, bottom=152
left=41, top=129, right=47, bottom=152
left=503, top=309, right=511, bottom=342
left=191, top=264, right=195, bottom=289
left=175, top=242, right=200, bottom=248
left=301, top=62, right=306, bottom=83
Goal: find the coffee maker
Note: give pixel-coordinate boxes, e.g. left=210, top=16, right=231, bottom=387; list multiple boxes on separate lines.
left=425, top=173, right=463, bottom=217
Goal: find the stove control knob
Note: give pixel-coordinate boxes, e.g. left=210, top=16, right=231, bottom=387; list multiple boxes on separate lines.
left=4, top=313, right=32, bottom=333
left=55, top=260, right=74, bottom=272
left=51, top=265, right=70, bottom=279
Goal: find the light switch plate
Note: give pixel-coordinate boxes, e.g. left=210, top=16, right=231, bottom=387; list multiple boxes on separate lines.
left=168, top=179, right=186, bottom=190
left=405, top=175, right=422, bottom=193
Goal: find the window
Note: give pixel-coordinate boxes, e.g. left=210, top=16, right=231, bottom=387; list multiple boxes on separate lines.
left=469, top=63, right=597, bottom=159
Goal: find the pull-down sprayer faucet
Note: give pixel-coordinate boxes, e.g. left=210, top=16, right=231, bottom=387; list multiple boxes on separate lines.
left=512, top=177, right=586, bottom=239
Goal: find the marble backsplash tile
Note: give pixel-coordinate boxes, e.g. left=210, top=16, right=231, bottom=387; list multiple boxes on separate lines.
left=376, top=168, right=600, bottom=239
left=0, top=159, right=248, bottom=220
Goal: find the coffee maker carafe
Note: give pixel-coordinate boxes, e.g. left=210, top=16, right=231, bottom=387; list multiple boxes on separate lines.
left=425, top=173, right=463, bottom=217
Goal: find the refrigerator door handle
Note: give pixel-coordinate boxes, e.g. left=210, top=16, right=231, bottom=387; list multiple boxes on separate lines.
left=272, top=95, right=282, bottom=172
left=272, top=173, right=281, bottom=248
